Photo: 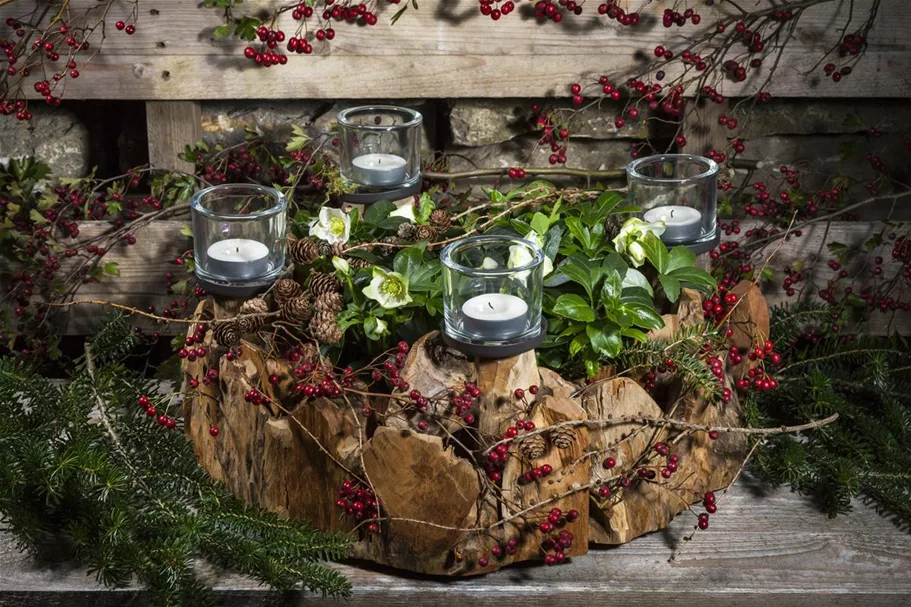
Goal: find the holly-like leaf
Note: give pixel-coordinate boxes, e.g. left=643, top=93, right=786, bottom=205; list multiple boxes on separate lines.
left=640, top=232, right=669, bottom=273
left=586, top=321, right=622, bottom=358
left=553, top=294, right=596, bottom=322
left=658, top=274, right=681, bottom=302
left=666, top=245, right=696, bottom=273
left=666, top=266, right=716, bottom=293
left=561, top=256, right=600, bottom=302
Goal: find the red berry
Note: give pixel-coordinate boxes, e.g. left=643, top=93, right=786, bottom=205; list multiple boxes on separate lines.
left=209, top=426, right=220, bottom=437
left=514, top=388, right=525, bottom=400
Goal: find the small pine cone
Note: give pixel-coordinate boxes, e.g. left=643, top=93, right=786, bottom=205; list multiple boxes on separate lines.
left=273, top=278, right=303, bottom=306
left=309, top=271, right=343, bottom=296
left=317, top=240, right=335, bottom=258
left=415, top=225, right=439, bottom=242
left=331, top=242, right=346, bottom=258
left=313, top=291, right=345, bottom=314
left=213, top=320, right=241, bottom=347
left=518, top=433, right=547, bottom=460
left=237, top=315, right=263, bottom=334
left=549, top=426, right=576, bottom=450
left=429, top=209, right=452, bottom=232
left=309, top=310, right=343, bottom=345
left=289, top=237, right=320, bottom=265
left=239, top=297, right=269, bottom=316
left=237, top=298, right=269, bottom=332
left=397, top=222, right=418, bottom=241
left=281, top=296, right=313, bottom=324
left=379, top=235, right=401, bottom=253
left=347, top=257, right=372, bottom=270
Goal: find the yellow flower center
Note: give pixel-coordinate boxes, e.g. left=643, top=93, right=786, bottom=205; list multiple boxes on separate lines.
left=380, top=276, right=404, bottom=297
left=328, top=216, right=346, bottom=237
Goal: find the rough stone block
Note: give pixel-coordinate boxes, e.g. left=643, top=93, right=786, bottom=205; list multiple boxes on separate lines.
left=449, top=99, right=647, bottom=147
left=447, top=135, right=633, bottom=173
left=0, top=107, right=89, bottom=178
left=740, top=99, right=911, bottom=138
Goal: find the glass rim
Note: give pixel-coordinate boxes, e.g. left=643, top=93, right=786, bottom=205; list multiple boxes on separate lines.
left=190, top=184, right=287, bottom=220
left=337, top=105, right=423, bottom=131
left=441, top=234, right=544, bottom=277
left=626, top=154, right=719, bottom=184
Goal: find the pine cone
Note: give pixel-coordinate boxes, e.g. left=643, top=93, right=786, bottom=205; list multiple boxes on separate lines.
left=281, top=296, right=313, bottom=324
left=237, top=297, right=269, bottom=332
left=313, top=291, right=344, bottom=314
left=289, top=237, right=320, bottom=265
left=309, top=310, right=343, bottom=345
left=397, top=222, right=418, bottom=241
left=318, top=240, right=340, bottom=258
left=239, top=297, right=269, bottom=315
left=213, top=320, right=241, bottom=347
left=309, top=271, right=343, bottom=296
left=429, top=209, right=452, bottom=232
left=549, top=426, right=576, bottom=450
left=518, top=433, right=547, bottom=460
left=347, top=257, right=372, bottom=271
left=415, top=225, right=439, bottom=242
left=378, top=235, right=401, bottom=254
left=273, top=278, right=303, bottom=306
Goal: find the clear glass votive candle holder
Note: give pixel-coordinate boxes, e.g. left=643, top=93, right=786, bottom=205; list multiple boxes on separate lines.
left=337, top=105, right=422, bottom=190
left=440, top=235, right=545, bottom=357
left=627, top=154, right=718, bottom=250
left=191, top=184, right=287, bottom=293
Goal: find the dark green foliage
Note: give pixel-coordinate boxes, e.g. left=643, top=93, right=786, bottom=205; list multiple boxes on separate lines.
left=750, top=307, right=911, bottom=531
left=0, top=318, right=351, bottom=605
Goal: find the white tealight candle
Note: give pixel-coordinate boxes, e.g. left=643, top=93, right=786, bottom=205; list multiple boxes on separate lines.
left=351, top=153, right=408, bottom=187
left=643, top=205, right=703, bottom=243
left=205, top=238, right=271, bottom=281
left=462, top=293, right=529, bottom=340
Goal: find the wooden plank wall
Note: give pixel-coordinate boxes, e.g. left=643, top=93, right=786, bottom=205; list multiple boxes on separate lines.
left=3, top=0, right=910, bottom=100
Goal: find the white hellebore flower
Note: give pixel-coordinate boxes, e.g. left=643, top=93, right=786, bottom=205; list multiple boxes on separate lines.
left=507, top=230, right=553, bottom=278
left=331, top=256, right=351, bottom=276
left=389, top=199, right=417, bottom=222
left=363, top=267, right=413, bottom=309
left=612, top=218, right=667, bottom=268
left=309, top=206, right=351, bottom=245
left=374, top=317, right=389, bottom=336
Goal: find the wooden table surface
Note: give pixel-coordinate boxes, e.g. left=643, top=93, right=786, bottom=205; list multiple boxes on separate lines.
left=2, top=477, right=910, bottom=606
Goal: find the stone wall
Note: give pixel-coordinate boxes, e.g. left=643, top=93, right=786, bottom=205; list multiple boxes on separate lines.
left=4, top=99, right=910, bottom=200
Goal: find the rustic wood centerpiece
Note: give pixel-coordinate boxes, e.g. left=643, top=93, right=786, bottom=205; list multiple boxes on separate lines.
left=181, top=277, right=769, bottom=575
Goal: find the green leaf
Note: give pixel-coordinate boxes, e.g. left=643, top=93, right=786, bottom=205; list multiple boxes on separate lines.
left=599, top=269, right=623, bottom=307
left=212, top=24, right=232, bottom=39
left=569, top=333, right=587, bottom=357
left=393, top=246, right=440, bottom=292
left=666, top=246, right=696, bottom=273
left=179, top=224, right=193, bottom=238
left=103, top=262, right=120, bottom=277
left=621, top=302, right=664, bottom=330
left=640, top=232, right=669, bottom=273
left=364, top=316, right=385, bottom=340
left=658, top=274, right=681, bottom=302
left=416, top=193, right=435, bottom=225
left=28, top=209, right=47, bottom=224
left=564, top=216, right=593, bottom=252
left=364, top=200, right=396, bottom=227
left=622, top=268, right=653, bottom=296
left=553, top=294, right=596, bottom=322
left=621, top=327, right=649, bottom=343
left=561, top=256, right=600, bottom=302
left=667, top=266, right=717, bottom=293
left=170, top=279, right=189, bottom=296
left=586, top=322, right=622, bottom=358
left=530, top=212, right=551, bottom=236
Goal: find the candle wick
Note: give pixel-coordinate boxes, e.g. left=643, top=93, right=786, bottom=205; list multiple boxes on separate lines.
left=670, top=209, right=675, bottom=218
left=488, top=301, right=495, bottom=310
left=236, top=246, right=239, bottom=253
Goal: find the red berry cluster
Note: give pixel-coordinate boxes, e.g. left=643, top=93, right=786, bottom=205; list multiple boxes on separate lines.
left=244, top=26, right=288, bottom=67
left=661, top=7, right=701, bottom=27
left=597, top=2, right=640, bottom=26
left=370, top=340, right=411, bottom=386
left=650, top=442, right=682, bottom=479
left=521, top=463, right=553, bottom=484
left=824, top=62, right=853, bottom=83
left=336, top=479, right=381, bottom=533
left=533, top=106, right=572, bottom=164
left=733, top=340, right=780, bottom=392
left=698, top=491, right=716, bottom=529
left=539, top=507, right=579, bottom=565
left=293, top=361, right=355, bottom=398
left=478, top=0, right=516, bottom=20
left=137, top=394, right=178, bottom=430
left=534, top=0, right=579, bottom=23
left=706, top=356, right=734, bottom=403
left=507, top=167, right=527, bottom=180
left=244, top=387, right=267, bottom=406
left=178, top=323, right=210, bottom=362
left=702, top=290, right=739, bottom=324
left=840, top=32, right=866, bottom=56
left=642, top=357, right=677, bottom=391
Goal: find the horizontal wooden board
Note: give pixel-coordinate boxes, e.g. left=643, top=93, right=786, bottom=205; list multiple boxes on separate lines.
left=54, top=218, right=909, bottom=335
left=2, top=0, right=908, bottom=99
left=2, top=480, right=910, bottom=605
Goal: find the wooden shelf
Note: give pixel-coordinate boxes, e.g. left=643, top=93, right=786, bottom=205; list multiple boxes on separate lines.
left=3, top=479, right=910, bottom=606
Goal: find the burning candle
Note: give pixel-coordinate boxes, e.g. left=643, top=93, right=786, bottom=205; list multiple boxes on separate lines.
left=461, top=293, right=529, bottom=340
left=351, top=153, right=408, bottom=187
left=205, top=238, right=271, bottom=281
left=643, top=205, right=703, bottom=244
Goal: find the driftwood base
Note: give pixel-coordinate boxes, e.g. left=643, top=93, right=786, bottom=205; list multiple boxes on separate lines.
left=182, top=285, right=767, bottom=575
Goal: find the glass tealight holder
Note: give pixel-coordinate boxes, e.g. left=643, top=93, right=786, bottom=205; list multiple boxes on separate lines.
left=337, top=105, right=422, bottom=203
left=191, top=184, right=287, bottom=296
left=627, top=154, right=719, bottom=253
left=440, top=235, right=546, bottom=358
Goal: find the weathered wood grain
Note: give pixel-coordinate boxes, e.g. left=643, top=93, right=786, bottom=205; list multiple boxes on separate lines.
left=2, top=1, right=908, bottom=99
left=55, top=218, right=906, bottom=335
left=146, top=101, right=202, bottom=172
left=2, top=481, right=910, bottom=606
